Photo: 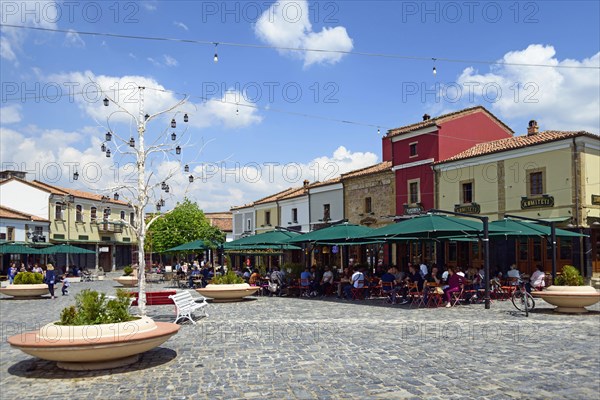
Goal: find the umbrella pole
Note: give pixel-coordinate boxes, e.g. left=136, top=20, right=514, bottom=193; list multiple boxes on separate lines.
left=483, top=217, right=490, bottom=309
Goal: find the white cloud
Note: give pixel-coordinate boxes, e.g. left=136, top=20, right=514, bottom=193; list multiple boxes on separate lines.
left=254, top=0, right=353, bottom=67
left=147, top=57, right=161, bottom=67
left=163, top=54, right=178, bottom=67
left=179, top=145, right=378, bottom=211
left=64, top=29, right=85, bottom=48
left=174, top=21, right=189, bottom=31
left=0, top=104, right=22, bottom=124
left=456, top=45, right=600, bottom=133
left=0, top=0, right=58, bottom=64
left=44, top=71, right=262, bottom=130
left=142, top=1, right=158, bottom=11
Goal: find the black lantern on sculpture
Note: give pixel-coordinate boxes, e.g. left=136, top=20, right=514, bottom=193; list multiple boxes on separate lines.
left=183, top=113, right=188, bottom=123
left=105, top=131, right=112, bottom=141
left=175, top=146, right=181, bottom=155
left=188, top=175, right=194, bottom=183
left=171, top=119, right=176, bottom=128
left=156, top=202, right=161, bottom=211
left=129, top=137, right=135, bottom=147
left=164, top=185, right=170, bottom=193
left=160, top=198, right=165, bottom=207
left=73, top=171, right=79, bottom=180
left=184, top=164, right=189, bottom=173
left=161, top=181, right=167, bottom=190
left=145, top=114, right=150, bottom=120
left=114, top=193, right=119, bottom=201
left=101, top=143, right=106, bottom=152
left=106, top=149, right=111, bottom=158
left=171, top=132, right=176, bottom=141
left=103, top=98, right=109, bottom=106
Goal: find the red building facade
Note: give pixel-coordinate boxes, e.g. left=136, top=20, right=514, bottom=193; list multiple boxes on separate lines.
left=382, top=106, right=514, bottom=216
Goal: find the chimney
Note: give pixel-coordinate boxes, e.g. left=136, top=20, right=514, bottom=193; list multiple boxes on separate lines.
left=527, top=120, right=539, bottom=136
left=303, top=179, right=309, bottom=187
left=422, top=114, right=431, bottom=121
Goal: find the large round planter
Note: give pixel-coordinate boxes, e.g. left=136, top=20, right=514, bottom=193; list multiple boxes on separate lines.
left=0, top=284, right=49, bottom=298
left=532, top=286, right=600, bottom=313
left=114, top=276, right=138, bottom=287
left=7, top=316, right=180, bottom=370
left=196, top=283, right=260, bottom=302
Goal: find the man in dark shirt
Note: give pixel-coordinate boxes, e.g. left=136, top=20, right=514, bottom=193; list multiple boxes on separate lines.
left=380, top=267, right=405, bottom=304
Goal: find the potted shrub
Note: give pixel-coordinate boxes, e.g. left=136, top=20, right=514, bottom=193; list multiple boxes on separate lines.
left=0, top=271, right=49, bottom=298
left=7, top=289, right=180, bottom=370
left=114, top=265, right=138, bottom=287
left=196, top=270, right=260, bottom=302
left=532, top=265, right=600, bottom=313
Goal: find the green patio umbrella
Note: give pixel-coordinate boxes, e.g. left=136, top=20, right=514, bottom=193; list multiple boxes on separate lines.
left=224, top=229, right=302, bottom=250
left=363, top=214, right=508, bottom=240
left=286, top=223, right=375, bottom=245
left=37, top=244, right=95, bottom=255
left=489, top=219, right=587, bottom=238
left=0, top=243, right=42, bottom=254
left=164, top=239, right=210, bottom=252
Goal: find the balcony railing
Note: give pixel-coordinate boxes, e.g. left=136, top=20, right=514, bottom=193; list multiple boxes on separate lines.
left=97, top=220, right=124, bottom=233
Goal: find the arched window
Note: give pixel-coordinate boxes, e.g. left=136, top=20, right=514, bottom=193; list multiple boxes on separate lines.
left=90, top=207, right=97, bottom=222
left=76, top=205, right=83, bottom=222
left=120, top=211, right=125, bottom=220
left=55, top=203, right=63, bottom=220
left=103, top=208, right=111, bottom=220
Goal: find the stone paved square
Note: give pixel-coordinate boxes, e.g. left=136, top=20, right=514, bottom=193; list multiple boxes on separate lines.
left=1, top=276, right=599, bottom=400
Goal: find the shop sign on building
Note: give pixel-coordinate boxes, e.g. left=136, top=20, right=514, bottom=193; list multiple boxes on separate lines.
left=521, top=196, right=554, bottom=209
left=454, top=203, right=481, bottom=214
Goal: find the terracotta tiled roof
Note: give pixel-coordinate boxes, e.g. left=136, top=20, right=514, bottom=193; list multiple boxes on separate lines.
left=341, top=161, right=393, bottom=180
left=308, top=176, right=342, bottom=189
left=205, top=212, right=233, bottom=232
left=32, top=180, right=130, bottom=206
left=0, top=177, right=129, bottom=206
left=253, top=187, right=301, bottom=205
left=230, top=203, right=254, bottom=211
left=436, top=131, right=599, bottom=164
left=0, top=206, right=49, bottom=222
left=386, top=106, right=513, bottom=138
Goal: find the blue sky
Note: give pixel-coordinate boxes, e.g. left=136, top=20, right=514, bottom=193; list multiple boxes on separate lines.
left=1, top=0, right=599, bottom=211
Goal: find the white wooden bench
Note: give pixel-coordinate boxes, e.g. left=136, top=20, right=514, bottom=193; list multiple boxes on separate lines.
left=168, top=291, right=209, bottom=325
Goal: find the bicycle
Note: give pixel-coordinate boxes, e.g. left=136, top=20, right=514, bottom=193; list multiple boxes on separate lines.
left=511, top=279, right=535, bottom=317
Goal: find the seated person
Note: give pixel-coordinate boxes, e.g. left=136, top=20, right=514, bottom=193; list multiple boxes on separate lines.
left=380, top=267, right=407, bottom=304
left=319, top=266, right=334, bottom=296
left=527, top=265, right=545, bottom=292
left=443, top=267, right=464, bottom=307
left=344, top=266, right=365, bottom=299
left=507, top=264, right=520, bottom=280
left=249, top=269, right=261, bottom=286
left=424, top=266, right=441, bottom=285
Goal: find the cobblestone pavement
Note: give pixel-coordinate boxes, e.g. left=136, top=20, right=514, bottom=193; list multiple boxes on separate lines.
left=1, top=275, right=599, bottom=400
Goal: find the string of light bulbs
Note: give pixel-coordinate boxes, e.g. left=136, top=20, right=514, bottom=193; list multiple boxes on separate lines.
left=2, top=24, right=598, bottom=70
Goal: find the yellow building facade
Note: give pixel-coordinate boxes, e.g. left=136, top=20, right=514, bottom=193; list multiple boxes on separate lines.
left=434, top=126, right=599, bottom=276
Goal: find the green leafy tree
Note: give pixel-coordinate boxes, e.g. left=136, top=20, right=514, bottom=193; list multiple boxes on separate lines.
left=147, top=198, right=225, bottom=253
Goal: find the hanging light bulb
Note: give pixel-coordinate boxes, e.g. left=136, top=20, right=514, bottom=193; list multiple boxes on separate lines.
left=129, top=137, right=135, bottom=147
left=101, top=143, right=106, bottom=153
left=171, top=132, right=176, bottom=141
left=144, top=114, right=150, bottom=120
left=432, top=58, right=437, bottom=76
left=189, top=175, right=194, bottom=183
left=183, top=113, right=189, bottom=123
left=213, top=42, right=219, bottom=63
left=103, top=98, right=109, bottom=106
left=236, top=104, right=239, bottom=115
left=184, top=164, right=189, bottom=173
left=160, top=198, right=165, bottom=207
left=105, top=131, right=112, bottom=141
left=171, top=118, right=176, bottom=128
left=175, top=146, right=181, bottom=155
left=106, top=149, right=111, bottom=158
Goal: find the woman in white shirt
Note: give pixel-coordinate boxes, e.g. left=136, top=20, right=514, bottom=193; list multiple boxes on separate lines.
left=528, top=265, right=545, bottom=292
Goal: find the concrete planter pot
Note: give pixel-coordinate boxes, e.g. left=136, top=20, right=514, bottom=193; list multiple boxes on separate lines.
left=532, top=286, right=600, bottom=313
left=8, top=316, right=180, bottom=370
left=0, top=284, right=49, bottom=298
left=196, top=283, right=260, bottom=302
left=114, top=276, right=138, bottom=287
